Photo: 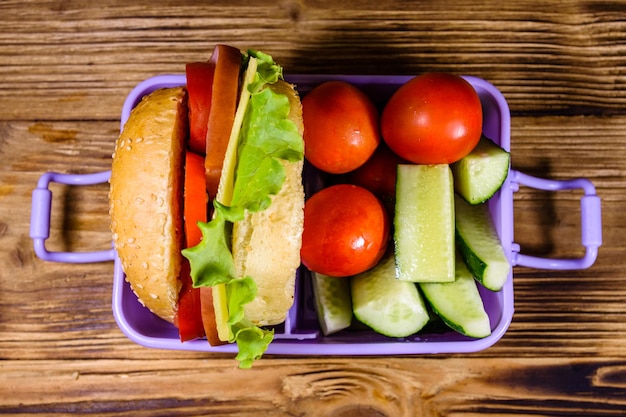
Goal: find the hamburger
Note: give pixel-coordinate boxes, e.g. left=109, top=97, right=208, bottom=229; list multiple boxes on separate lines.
left=109, top=45, right=305, bottom=368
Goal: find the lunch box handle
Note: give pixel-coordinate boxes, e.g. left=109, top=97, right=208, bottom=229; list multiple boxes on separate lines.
left=509, top=170, right=602, bottom=270
left=30, top=171, right=115, bottom=263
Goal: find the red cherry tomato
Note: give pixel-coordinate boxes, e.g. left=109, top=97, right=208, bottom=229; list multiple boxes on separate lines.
left=302, top=81, right=381, bottom=174
left=301, top=184, right=389, bottom=277
left=346, top=144, right=406, bottom=202
left=381, top=72, right=483, bottom=164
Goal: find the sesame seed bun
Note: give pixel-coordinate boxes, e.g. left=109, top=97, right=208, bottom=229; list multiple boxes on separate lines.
left=232, top=81, right=304, bottom=326
left=109, top=87, right=188, bottom=323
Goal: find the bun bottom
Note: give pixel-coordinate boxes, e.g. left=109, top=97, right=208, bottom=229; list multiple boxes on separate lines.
left=232, top=81, right=305, bottom=326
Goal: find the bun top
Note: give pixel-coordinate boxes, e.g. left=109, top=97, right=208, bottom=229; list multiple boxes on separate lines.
left=109, top=87, right=188, bottom=323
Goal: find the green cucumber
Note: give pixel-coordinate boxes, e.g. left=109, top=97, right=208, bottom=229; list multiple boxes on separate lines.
left=394, top=164, right=455, bottom=283
left=311, top=272, right=353, bottom=336
left=350, top=251, right=429, bottom=338
left=420, top=254, right=491, bottom=338
left=455, top=194, right=510, bottom=291
left=451, top=135, right=510, bottom=204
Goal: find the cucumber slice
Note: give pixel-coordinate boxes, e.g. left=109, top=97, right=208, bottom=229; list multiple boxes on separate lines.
left=455, top=195, right=510, bottom=291
left=451, top=135, right=510, bottom=204
left=311, top=272, right=353, bottom=336
left=350, top=252, right=429, bottom=338
left=420, top=254, right=491, bottom=338
left=394, top=164, right=455, bottom=283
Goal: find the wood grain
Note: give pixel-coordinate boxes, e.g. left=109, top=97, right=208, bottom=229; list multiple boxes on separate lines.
left=2, top=1, right=626, bottom=120
left=1, top=0, right=625, bottom=415
left=1, top=358, right=626, bottom=416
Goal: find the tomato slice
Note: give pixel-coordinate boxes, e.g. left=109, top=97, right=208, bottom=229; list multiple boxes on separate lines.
left=176, top=261, right=205, bottom=342
left=204, top=44, right=242, bottom=200
left=184, top=151, right=208, bottom=247
left=186, top=62, right=216, bottom=155
left=180, top=45, right=241, bottom=344
left=200, top=286, right=225, bottom=346
left=176, top=151, right=209, bottom=341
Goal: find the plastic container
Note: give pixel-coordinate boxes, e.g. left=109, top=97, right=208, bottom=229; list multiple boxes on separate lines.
left=30, top=74, right=603, bottom=356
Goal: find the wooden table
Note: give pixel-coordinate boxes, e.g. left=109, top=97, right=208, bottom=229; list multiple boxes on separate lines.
left=1, top=1, right=624, bottom=415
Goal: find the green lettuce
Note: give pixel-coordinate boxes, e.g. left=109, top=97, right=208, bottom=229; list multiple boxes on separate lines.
left=181, top=51, right=303, bottom=368
left=226, top=84, right=303, bottom=220
left=245, top=50, right=283, bottom=94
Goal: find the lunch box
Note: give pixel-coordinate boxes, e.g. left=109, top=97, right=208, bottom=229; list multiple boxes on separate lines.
left=30, top=74, right=602, bottom=356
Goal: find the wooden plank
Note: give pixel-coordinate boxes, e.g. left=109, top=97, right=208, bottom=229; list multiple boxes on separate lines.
left=1, top=0, right=625, bottom=413
left=0, top=357, right=625, bottom=416
left=0, top=1, right=625, bottom=120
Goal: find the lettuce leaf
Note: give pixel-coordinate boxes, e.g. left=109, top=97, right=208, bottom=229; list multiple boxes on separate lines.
left=227, top=277, right=274, bottom=369
left=181, top=51, right=302, bottom=368
left=231, top=319, right=274, bottom=369
left=228, top=86, right=303, bottom=219
left=246, top=50, right=283, bottom=94
left=182, top=208, right=234, bottom=287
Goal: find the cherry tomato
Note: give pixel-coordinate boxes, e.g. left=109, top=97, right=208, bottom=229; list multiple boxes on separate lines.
left=301, top=184, right=389, bottom=277
left=302, top=81, right=381, bottom=174
left=346, top=144, right=406, bottom=202
left=381, top=72, right=482, bottom=164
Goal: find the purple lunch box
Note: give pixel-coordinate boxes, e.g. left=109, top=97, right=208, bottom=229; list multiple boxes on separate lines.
left=30, top=74, right=602, bottom=356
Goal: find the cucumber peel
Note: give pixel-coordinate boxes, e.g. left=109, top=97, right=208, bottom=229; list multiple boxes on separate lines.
left=351, top=252, right=429, bottom=338
left=452, top=135, right=510, bottom=205
left=311, top=272, right=353, bottom=336
left=455, top=195, right=510, bottom=291
left=420, top=254, right=491, bottom=338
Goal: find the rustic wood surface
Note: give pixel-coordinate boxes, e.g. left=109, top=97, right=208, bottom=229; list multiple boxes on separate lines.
left=1, top=0, right=625, bottom=415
